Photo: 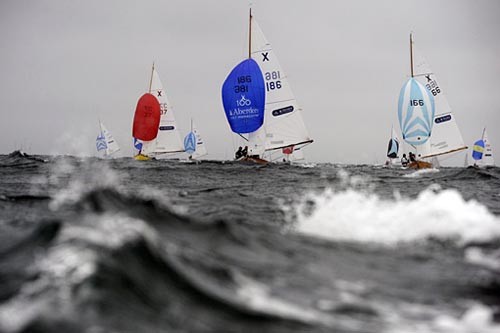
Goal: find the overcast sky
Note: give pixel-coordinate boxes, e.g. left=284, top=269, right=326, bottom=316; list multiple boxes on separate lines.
left=1, top=0, right=499, bottom=164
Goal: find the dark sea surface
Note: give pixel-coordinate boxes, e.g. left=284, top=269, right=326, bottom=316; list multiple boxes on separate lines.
left=0, top=151, right=499, bottom=333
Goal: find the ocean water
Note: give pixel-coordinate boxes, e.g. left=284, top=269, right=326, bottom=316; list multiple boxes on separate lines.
left=0, top=151, right=499, bottom=333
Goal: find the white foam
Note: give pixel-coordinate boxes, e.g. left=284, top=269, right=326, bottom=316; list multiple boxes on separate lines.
left=464, top=247, right=500, bottom=272
left=386, top=303, right=500, bottom=333
left=403, top=168, right=440, bottom=178
left=292, top=187, right=500, bottom=246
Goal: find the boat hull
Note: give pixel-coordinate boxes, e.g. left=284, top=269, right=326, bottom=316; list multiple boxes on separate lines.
left=134, top=154, right=150, bottom=161
left=236, top=156, right=268, bottom=165
left=407, top=160, right=433, bottom=169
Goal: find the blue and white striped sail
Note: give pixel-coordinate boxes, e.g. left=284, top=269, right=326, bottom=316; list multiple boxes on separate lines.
left=398, top=78, right=435, bottom=146
left=96, top=132, right=107, bottom=152
left=97, top=121, right=120, bottom=156
left=183, top=132, right=196, bottom=155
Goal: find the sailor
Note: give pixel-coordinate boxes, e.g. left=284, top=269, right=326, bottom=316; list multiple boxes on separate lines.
left=409, top=152, right=416, bottom=162
left=242, top=146, right=248, bottom=157
left=401, top=153, right=409, bottom=166
left=235, top=146, right=243, bottom=159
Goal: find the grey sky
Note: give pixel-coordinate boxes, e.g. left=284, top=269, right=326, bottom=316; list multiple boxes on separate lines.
left=1, top=0, right=499, bottom=164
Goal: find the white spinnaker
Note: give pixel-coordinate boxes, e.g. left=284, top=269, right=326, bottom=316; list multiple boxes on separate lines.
left=191, top=122, right=208, bottom=159
left=99, top=122, right=120, bottom=156
left=150, top=68, right=184, bottom=154
left=412, top=41, right=466, bottom=158
left=482, top=128, right=494, bottom=166
left=248, top=18, right=312, bottom=154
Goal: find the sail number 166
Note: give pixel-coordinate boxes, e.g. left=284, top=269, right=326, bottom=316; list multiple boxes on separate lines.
left=410, top=99, right=424, bottom=106
left=265, top=71, right=282, bottom=91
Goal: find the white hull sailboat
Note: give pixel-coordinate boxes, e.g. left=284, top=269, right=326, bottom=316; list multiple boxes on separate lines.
left=96, top=121, right=120, bottom=158
left=222, top=9, right=313, bottom=164
left=472, top=127, right=495, bottom=167
left=183, top=120, right=208, bottom=160
left=134, top=63, right=184, bottom=160
left=398, top=34, right=467, bottom=169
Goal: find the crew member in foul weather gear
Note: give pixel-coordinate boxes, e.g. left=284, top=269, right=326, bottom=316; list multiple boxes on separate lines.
left=242, top=146, right=248, bottom=157
left=235, top=146, right=243, bottom=159
left=409, top=152, right=416, bottom=162
left=401, top=154, right=409, bottom=166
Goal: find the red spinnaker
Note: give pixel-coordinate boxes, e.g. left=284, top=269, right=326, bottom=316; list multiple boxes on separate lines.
left=132, top=93, right=161, bottom=141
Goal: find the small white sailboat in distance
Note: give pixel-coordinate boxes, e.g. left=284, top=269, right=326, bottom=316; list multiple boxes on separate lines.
left=472, top=127, right=495, bottom=167
left=183, top=120, right=208, bottom=160
left=385, top=126, right=401, bottom=167
left=398, top=33, right=467, bottom=169
left=96, top=121, right=120, bottom=158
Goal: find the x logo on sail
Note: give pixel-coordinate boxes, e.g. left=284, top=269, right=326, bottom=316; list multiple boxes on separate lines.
left=262, top=52, right=269, bottom=62
left=157, top=90, right=163, bottom=97
left=425, top=75, right=432, bottom=82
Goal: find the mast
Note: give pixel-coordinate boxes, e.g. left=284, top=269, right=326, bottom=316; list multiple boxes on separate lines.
left=410, top=33, right=414, bottom=78
left=248, top=8, right=252, bottom=59
left=148, top=62, right=155, bottom=93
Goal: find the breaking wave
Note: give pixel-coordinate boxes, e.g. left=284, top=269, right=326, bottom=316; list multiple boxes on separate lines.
left=292, top=186, right=500, bottom=246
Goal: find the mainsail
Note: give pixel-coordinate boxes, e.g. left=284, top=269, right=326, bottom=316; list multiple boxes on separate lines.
left=149, top=66, right=184, bottom=154
left=248, top=15, right=312, bottom=156
left=482, top=128, right=494, bottom=166
left=410, top=36, right=467, bottom=159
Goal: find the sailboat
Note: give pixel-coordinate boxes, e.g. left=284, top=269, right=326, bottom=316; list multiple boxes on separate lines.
left=472, top=127, right=495, bottom=166
left=398, top=34, right=467, bottom=169
left=385, top=126, right=401, bottom=167
left=183, top=120, right=207, bottom=160
left=96, top=121, right=120, bottom=158
left=133, top=63, right=184, bottom=160
left=222, top=9, right=313, bottom=164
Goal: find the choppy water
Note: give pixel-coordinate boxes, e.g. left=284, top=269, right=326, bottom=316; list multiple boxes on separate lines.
left=0, top=150, right=499, bottom=333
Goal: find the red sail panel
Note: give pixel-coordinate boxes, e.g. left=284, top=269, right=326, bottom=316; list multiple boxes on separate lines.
left=132, top=93, right=161, bottom=141
left=282, top=145, right=295, bottom=155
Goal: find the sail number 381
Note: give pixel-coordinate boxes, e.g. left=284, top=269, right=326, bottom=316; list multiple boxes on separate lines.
left=265, top=71, right=282, bottom=91
left=234, top=75, right=252, bottom=93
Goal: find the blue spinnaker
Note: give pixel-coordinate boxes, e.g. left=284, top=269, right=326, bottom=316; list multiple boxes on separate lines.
left=184, top=132, right=196, bottom=155
left=472, top=139, right=485, bottom=160
left=398, top=78, right=435, bottom=146
left=221, top=58, right=265, bottom=134
left=96, top=132, right=107, bottom=152
left=133, top=138, right=143, bottom=151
